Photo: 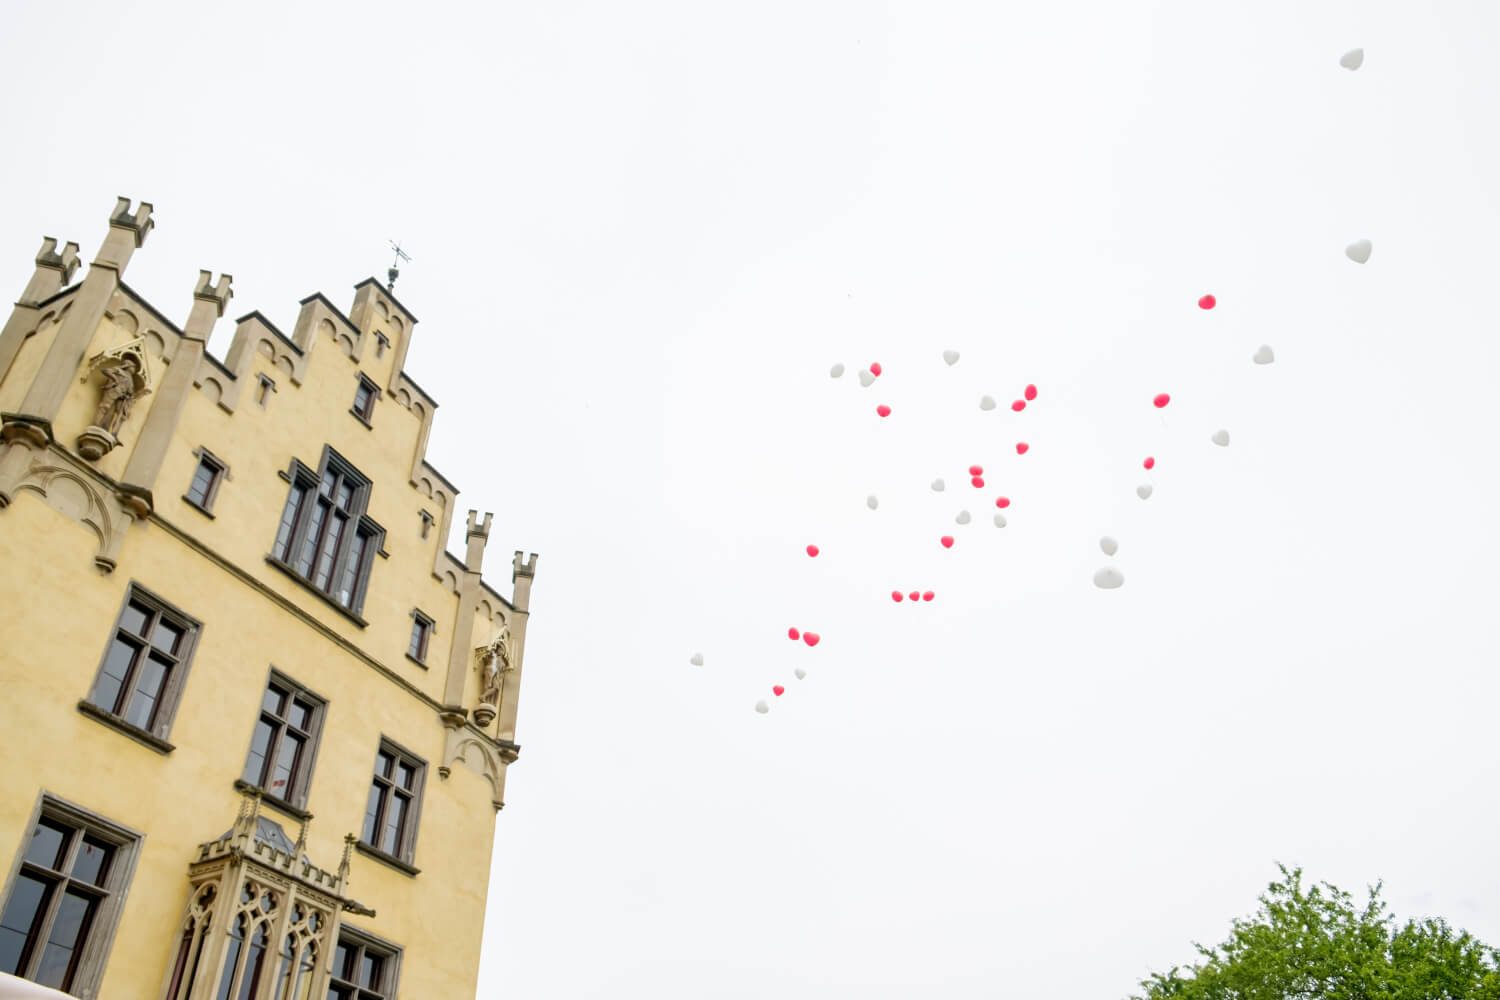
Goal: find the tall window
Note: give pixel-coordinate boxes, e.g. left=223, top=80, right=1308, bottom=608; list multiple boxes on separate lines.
left=255, top=374, right=275, bottom=408
left=327, top=927, right=401, bottom=1000
left=83, top=585, right=200, bottom=746
left=350, top=375, right=378, bottom=425
left=359, top=741, right=425, bottom=867
left=240, top=672, right=326, bottom=811
left=0, top=797, right=140, bottom=996
left=406, top=611, right=434, bottom=664
left=184, top=448, right=228, bottom=514
left=270, top=449, right=384, bottom=615
left=213, top=881, right=277, bottom=1000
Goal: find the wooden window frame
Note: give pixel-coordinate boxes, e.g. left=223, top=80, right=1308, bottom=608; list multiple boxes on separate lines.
left=236, top=668, right=327, bottom=816
left=406, top=610, right=434, bottom=667
left=355, top=738, right=426, bottom=876
left=79, top=583, right=201, bottom=752
left=267, top=449, right=385, bottom=620
left=349, top=375, right=378, bottom=427
left=0, top=792, right=142, bottom=999
left=182, top=446, right=229, bottom=517
left=327, top=924, right=402, bottom=1000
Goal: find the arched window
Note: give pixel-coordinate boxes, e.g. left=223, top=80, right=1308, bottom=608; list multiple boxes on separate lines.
left=165, top=883, right=215, bottom=1000
left=215, top=882, right=276, bottom=1000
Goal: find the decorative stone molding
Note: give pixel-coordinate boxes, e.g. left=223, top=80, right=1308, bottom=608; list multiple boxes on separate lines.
left=441, top=730, right=508, bottom=811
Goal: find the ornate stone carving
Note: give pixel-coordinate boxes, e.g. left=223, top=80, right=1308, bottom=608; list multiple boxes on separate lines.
left=473, top=625, right=514, bottom=727
left=77, top=337, right=153, bottom=459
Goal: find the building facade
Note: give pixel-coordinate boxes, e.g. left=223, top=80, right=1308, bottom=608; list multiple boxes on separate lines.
left=0, top=198, right=537, bottom=999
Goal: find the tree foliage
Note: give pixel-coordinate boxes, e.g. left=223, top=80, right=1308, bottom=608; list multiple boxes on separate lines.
left=1132, top=864, right=1500, bottom=1000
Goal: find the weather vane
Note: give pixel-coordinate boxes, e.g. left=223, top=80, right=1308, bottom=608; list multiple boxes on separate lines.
left=387, top=240, right=411, bottom=292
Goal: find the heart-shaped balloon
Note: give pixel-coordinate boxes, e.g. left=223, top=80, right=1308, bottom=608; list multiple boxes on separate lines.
left=1093, top=566, right=1125, bottom=590
left=1153, top=393, right=1170, bottom=408
left=803, top=632, right=821, bottom=647
left=1340, top=48, right=1364, bottom=70
left=1144, top=456, right=1155, bottom=470
left=969, top=464, right=983, bottom=476
left=909, top=590, right=920, bottom=601
left=993, top=513, right=1007, bottom=528
left=1211, top=429, right=1230, bottom=447
left=1345, top=239, right=1372, bottom=264
left=876, top=404, right=891, bottom=417
left=859, top=369, right=876, bottom=387
left=979, top=395, right=997, bottom=411
left=971, top=476, right=984, bottom=488
left=1016, top=442, right=1029, bottom=455
left=829, top=362, right=845, bottom=378
left=773, top=685, right=785, bottom=696
left=788, top=627, right=800, bottom=640
left=1011, top=400, right=1026, bottom=412
left=1137, top=484, right=1153, bottom=500
left=940, top=536, right=954, bottom=549
left=891, top=591, right=904, bottom=602
left=806, top=544, right=820, bottom=558
left=794, top=668, right=807, bottom=680
left=690, top=652, right=704, bottom=666
left=931, top=478, right=945, bottom=492
left=1198, top=294, right=1216, bottom=310
left=943, top=350, right=960, bottom=366
left=995, top=496, right=1010, bottom=509
left=867, top=495, right=880, bottom=510
left=1100, top=536, right=1118, bottom=556
left=755, top=699, right=769, bottom=714
left=869, top=362, right=883, bottom=376
left=956, top=510, right=971, bottom=525
left=1252, top=345, right=1275, bottom=365
left=1024, top=384, right=1037, bottom=401
left=922, top=590, right=934, bottom=602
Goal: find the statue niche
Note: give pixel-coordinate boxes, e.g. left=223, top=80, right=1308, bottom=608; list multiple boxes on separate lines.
left=472, top=625, right=515, bottom=728
left=76, top=338, right=153, bottom=460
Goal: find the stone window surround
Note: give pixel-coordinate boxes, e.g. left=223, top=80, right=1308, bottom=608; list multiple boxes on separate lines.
left=78, top=581, right=203, bottom=755
left=373, top=332, right=389, bottom=359
left=328, top=922, right=403, bottom=999
left=354, top=737, right=426, bottom=878
left=0, top=790, right=144, bottom=1000
left=349, top=373, right=378, bottom=428
left=253, top=373, right=276, bottom=408
left=234, top=666, right=329, bottom=818
left=418, top=509, right=434, bottom=540
left=405, top=609, right=435, bottom=669
left=181, top=446, right=230, bottom=518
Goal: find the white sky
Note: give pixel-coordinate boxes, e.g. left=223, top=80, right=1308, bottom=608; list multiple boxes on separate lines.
left=4, top=1, right=1499, bottom=995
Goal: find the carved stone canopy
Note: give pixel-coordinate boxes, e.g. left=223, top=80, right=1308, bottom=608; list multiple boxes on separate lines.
left=82, top=336, right=154, bottom=395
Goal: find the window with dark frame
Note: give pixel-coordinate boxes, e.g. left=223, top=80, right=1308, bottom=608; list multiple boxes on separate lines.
left=269, top=449, right=384, bottom=616
left=240, top=672, right=325, bottom=811
left=360, top=741, right=425, bottom=866
left=373, top=332, right=389, bottom=359
left=0, top=798, right=140, bottom=996
left=351, top=375, right=377, bottom=424
left=407, top=612, right=433, bottom=663
left=254, top=374, right=275, bottom=408
left=84, top=586, right=200, bottom=744
left=183, top=449, right=226, bottom=513
left=327, top=927, right=401, bottom=1000
left=418, top=510, right=433, bottom=540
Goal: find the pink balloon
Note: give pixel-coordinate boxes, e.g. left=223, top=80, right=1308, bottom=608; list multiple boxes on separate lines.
left=969, top=465, right=983, bottom=476
left=1198, top=294, right=1216, bottom=310
left=1143, top=456, right=1155, bottom=470
left=921, top=591, right=934, bottom=602
left=869, top=362, right=883, bottom=376
left=1153, top=393, right=1170, bottom=409
left=940, top=536, right=955, bottom=549
left=788, top=627, right=800, bottom=640
left=1024, top=384, right=1037, bottom=401
left=891, top=590, right=904, bottom=602
left=876, top=404, right=891, bottom=417
left=1016, top=442, right=1029, bottom=455
left=806, top=544, right=819, bottom=557
left=1011, top=400, right=1026, bottom=412
left=994, top=496, right=1011, bottom=509
left=773, top=685, right=785, bottom=696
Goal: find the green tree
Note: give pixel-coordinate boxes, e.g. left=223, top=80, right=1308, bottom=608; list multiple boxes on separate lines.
left=1132, top=864, right=1500, bottom=1000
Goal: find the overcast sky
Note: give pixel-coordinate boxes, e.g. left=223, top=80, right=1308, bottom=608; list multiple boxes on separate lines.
left=4, top=1, right=1499, bottom=996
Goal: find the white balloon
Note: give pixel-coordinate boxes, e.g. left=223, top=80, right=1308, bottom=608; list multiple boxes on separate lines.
left=942, top=350, right=960, bottom=366
left=1137, top=484, right=1153, bottom=500
left=931, top=478, right=945, bottom=492
left=794, top=667, right=807, bottom=680
left=1100, top=536, right=1118, bottom=556
left=1253, top=345, right=1275, bottom=365
left=866, top=495, right=879, bottom=510
left=829, top=362, right=845, bottom=378
left=979, top=395, right=997, bottom=411
left=689, top=652, right=704, bottom=666
left=1093, top=566, right=1125, bottom=590
left=1340, top=48, right=1364, bottom=70
left=955, top=510, right=971, bottom=525
left=1345, top=239, right=1372, bottom=264
left=1211, top=429, right=1230, bottom=447
left=754, top=699, right=769, bottom=714
left=993, top=513, right=1007, bottom=528
left=858, top=369, right=876, bottom=387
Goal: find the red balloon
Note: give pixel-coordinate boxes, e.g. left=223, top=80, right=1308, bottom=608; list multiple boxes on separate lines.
left=971, top=476, right=984, bottom=488
left=1153, top=393, right=1170, bottom=409
left=1024, top=384, right=1037, bottom=401
left=876, top=404, right=891, bottom=417
left=921, top=590, right=934, bottom=602
left=1011, top=400, right=1026, bottom=412
left=869, top=362, right=883, bottom=376
left=806, top=544, right=819, bottom=557
left=773, top=685, right=785, bottom=696
left=995, top=496, right=1011, bottom=509
left=940, top=536, right=954, bottom=549
left=908, top=590, right=920, bottom=602
left=787, top=627, right=800, bottom=640
left=1198, top=294, right=1216, bottom=310
left=1143, top=456, right=1155, bottom=470
left=891, top=590, right=904, bottom=602
left=803, top=632, right=820, bottom=647
left=969, top=465, right=983, bottom=476
left=1016, top=442, right=1029, bottom=455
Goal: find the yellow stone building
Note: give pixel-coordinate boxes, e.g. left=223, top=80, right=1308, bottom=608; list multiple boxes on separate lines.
left=0, top=198, right=537, bottom=999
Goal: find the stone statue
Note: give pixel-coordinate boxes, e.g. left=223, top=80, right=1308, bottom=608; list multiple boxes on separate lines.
left=92, top=355, right=143, bottom=434
left=475, top=626, right=514, bottom=715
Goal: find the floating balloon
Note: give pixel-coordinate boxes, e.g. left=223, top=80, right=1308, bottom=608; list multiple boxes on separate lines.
left=794, top=668, right=807, bottom=680
left=940, top=535, right=954, bottom=549
left=773, top=685, right=785, bottom=696
left=1024, top=384, right=1037, bottom=401
left=1211, top=429, right=1230, bottom=447
left=829, top=363, right=845, bottom=378
left=994, top=496, right=1011, bottom=509
left=909, top=590, right=920, bottom=601
left=876, top=404, right=891, bottom=418
left=1345, top=239, right=1372, bottom=264
left=971, top=476, right=984, bottom=488
left=1137, top=484, right=1153, bottom=500
left=690, top=652, right=704, bottom=666
left=1093, top=567, right=1125, bottom=590
left=867, top=495, right=879, bottom=510
left=1016, top=442, right=1029, bottom=455
left=993, top=513, right=1007, bottom=528
left=1144, top=456, right=1155, bottom=471
left=788, top=627, right=800, bottom=640
left=931, top=478, right=945, bottom=492
left=803, top=632, right=820, bottom=647
left=979, top=395, right=997, bottom=411
left=1153, top=393, right=1171, bottom=408
left=806, top=544, right=819, bottom=558
left=1340, top=48, right=1364, bottom=70
left=892, top=590, right=904, bottom=602
left=755, top=699, right=769, bottom=714
left=922, top=591, right=934, bottom=602
left=1100, top=536, right=1118, bottom=556
left=1011, top=399, right=1026, bottom=412
left=943, top=350, right=960, bottom=366
left=1198, top=294, right=1216, bottom=310
left=1252, top=345, right=1275, bottom=365
left=858, top=369, right=876, bottom=387
left=969, top=465, right=983, bottom=476
left=869, top=362, right=883, bottom=376
left=956, top=510, right=971, bottom=525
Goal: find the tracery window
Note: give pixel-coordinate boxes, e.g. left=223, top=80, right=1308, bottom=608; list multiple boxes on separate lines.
left=213, top=880, right=278, bottom=1000
left=163, top=883, right=216, bottom=1000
